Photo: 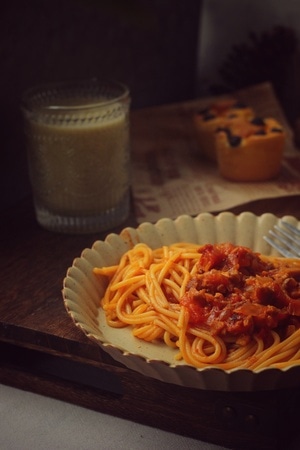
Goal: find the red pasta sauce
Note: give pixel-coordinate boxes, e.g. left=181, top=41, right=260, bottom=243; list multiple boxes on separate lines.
left=180, top=243, right=300, bottom=344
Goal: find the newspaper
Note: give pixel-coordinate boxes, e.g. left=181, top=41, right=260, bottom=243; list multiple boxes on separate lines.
left=131, top=82, right=300, bottom=223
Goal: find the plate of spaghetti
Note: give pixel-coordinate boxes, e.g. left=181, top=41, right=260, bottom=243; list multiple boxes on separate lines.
left=63, top=211, right=300, bottom=391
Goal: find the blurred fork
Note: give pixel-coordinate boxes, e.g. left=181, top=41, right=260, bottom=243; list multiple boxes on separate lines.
left=264, top=220, right=300, bottom=258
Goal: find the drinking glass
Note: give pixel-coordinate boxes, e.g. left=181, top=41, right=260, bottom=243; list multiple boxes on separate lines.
left=22, top=79, right=131, bottom=234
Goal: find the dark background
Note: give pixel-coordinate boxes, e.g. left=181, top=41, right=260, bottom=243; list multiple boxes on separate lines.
left=3, top=0, right=300, bottom=214
left=0, top=0, right=202, bottom=210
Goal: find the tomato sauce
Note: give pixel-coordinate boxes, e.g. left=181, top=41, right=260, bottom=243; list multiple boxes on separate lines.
left=180, top=243, right=300, bottom=341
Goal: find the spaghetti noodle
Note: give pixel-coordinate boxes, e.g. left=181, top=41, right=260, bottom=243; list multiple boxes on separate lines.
left=94, top=242, right=300, bottom=370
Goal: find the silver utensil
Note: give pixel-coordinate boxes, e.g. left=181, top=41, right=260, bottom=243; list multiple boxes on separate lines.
left=264, top=220, right=300, bottom=258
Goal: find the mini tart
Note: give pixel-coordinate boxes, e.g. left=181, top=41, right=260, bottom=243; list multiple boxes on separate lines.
left=193, top=98, right=254, bottom=161
left=215, top=117, right=285, bottom=182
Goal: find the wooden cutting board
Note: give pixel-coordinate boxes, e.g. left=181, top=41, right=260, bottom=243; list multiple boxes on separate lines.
left=2, top=197, right=300, bottom=450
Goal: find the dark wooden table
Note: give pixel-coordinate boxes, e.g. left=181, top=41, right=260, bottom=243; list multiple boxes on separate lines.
left=1, top=102, right=300, bottom=450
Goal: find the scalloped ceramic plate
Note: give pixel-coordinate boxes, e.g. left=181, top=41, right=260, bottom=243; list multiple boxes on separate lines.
left=63, top=211, right=300, bottom=391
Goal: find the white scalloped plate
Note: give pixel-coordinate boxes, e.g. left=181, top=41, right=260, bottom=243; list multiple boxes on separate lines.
left=63, top=211, right=300, bottom=391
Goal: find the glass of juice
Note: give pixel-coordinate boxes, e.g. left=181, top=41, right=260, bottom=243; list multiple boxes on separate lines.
left=21, top=79, right=131, bottom=234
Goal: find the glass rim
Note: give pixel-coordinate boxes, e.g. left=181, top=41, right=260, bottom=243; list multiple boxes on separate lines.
left=21, top=78, right=130, bottom=112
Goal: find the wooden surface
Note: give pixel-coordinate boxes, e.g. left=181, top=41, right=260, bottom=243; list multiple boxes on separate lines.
left=2, top=102, right=300, bottom=450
